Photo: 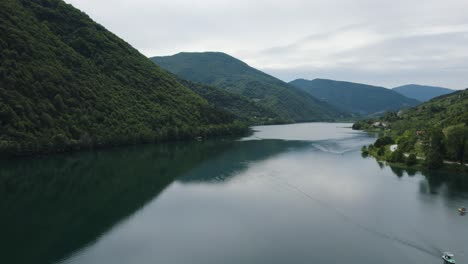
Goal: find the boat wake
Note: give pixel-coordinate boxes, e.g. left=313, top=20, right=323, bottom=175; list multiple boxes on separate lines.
left=266, top=174, right=441, bottom=259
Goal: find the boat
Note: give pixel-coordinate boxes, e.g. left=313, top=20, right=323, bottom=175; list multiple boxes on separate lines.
left=442, top=252, right=456, bottom=264
left=459, top=207, right=466, bottom=215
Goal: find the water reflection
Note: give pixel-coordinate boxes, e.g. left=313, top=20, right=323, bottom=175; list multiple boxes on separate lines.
left=0, top=140, right=231, bottom=264
left=178, top=140, right=309, bottom=183
left=0, top=139, right=308, bottom=264
left=378, top=163, right=468, bottom=197
left=1, top=123, right=467, bottom=264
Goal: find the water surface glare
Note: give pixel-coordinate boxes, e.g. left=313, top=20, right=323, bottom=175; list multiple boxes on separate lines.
left=1, top=123, right=467, bottom=264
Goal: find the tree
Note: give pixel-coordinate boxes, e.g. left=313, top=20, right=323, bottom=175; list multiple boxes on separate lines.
left=361, top=145, right=368, bottom=155
left=396, top=130, right=417, bottom=152
left=406, top=153, right=417, bottom=166
left=445, top=125, right=468, bottom=164
left=425, top=128, right=445, bottom=169
left=53, top=94, right=66, bottom=111
left=374, top=136, right=394, bottom=148
left=389, top=149, right=405, bottom=163
left=377, top=147, right=385, bottom=156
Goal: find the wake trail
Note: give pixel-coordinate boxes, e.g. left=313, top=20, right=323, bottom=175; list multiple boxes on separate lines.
left=412, top=229, right=444, bottom=256
left=266, top=174, right=440, bottom=259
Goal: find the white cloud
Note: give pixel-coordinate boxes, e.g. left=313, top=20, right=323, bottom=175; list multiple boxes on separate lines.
left=65, top=0, right=468, bottom=89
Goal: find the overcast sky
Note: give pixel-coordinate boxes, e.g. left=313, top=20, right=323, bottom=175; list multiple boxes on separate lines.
left=65, top=0, right=468, bottom=89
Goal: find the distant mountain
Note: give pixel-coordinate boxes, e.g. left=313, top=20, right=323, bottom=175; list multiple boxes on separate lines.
left=177, top=79, right=282, bottom=124
left=289, top=78, right=420, bottom=115
left=0, top=0, right=246, bottom=157
left=390, top=88, right=468, bottom=130
left=392, top=84, right=455, bottom=102
left=151, top=52, right=346, bottom=122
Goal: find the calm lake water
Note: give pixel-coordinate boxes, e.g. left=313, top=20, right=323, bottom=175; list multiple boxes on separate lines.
left=1, top=123, right=467, bottom=264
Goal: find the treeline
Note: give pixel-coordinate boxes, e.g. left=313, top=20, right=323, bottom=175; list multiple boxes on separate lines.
left=0, top=0, right=247, bottom=157
left=362, top=126, right=467, bottom=169
left=356, top=89, right=468, bottom=170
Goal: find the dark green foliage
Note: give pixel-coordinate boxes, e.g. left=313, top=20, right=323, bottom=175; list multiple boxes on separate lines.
left=151, top=52, right=347, bottom=122
left=393, top=84, right=455, bottom=102
left=374, top=136, right=394, bottom=148
left=396, top=130, right=417, bottom=152
left=425, top=151, right=444, bottom=169
left=424, top=129, right=445, bottom=169
left=361, top=145, right=368, bottom=155
left=445, top=125, right=468, bottom=164
left=389, top=149, right=405, bottom=163
left=290, top=78, right=420, bottom=115
left=377, top=147, right=385, bottom=156
left=389, top=89, right=468, bottom=133
left=0, top=0, right=247, bottom=157
left=352, top=122, right=364, bottom=130
left=406, top=153, right=417, bottom=166
left=355, top=88, right=468, bottom=169
left=177, top=79, right=284, bottom=124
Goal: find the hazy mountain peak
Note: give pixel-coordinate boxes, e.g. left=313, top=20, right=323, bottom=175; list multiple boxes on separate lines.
left=393, top=84, right=455, bottom=101
left=290, top=78, right=420, bottom=115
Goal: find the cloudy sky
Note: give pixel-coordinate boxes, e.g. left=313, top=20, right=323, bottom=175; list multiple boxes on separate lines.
left=65, top=0, right=468, bottom=89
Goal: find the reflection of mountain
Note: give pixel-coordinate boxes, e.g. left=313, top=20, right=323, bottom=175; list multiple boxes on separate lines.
left=178, top=140, right=309, bottom=183
left=0, top=140, right=240, bottom=264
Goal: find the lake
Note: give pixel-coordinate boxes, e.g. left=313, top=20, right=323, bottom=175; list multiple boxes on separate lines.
left=1, top=123, right=467, bottom=264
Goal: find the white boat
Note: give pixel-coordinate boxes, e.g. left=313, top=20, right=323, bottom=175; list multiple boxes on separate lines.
left=442, top=252, right=455, bottom=264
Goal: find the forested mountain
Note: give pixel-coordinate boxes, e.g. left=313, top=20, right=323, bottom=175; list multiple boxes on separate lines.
left=355, top=89, right=468, bottom=168
left=289, top=78, right=420, bottom=115
left=382, top=89, right=468, bottom=133
left=178, top=79, right=282, bottom=124
left=393, top=84, right=455, bottom=102
left=0, top=0, right=246, bottom=157
left=151, top=52, right=346, bottom=122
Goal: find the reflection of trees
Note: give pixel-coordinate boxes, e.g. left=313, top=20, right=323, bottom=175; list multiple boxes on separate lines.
left=0, top=139, right=307, bottom=264
left=376, top=160, right=385, bottom=169
left=390, top=166, right=404, bottom=178
left=178, top=140, right=308, bottom=183
left=0, top=140, right=235, bottom=264
left=384, top=164, right=468, bottom=196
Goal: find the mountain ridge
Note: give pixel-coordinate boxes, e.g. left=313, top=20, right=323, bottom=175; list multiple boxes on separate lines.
left=289, top=78, right=420, bottom=115
left=151, top=52, right=347, bottom=122
left=392, top=84, right=455, bottom=102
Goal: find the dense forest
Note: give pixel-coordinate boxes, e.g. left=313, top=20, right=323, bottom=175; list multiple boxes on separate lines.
left=354, top=89, right=468, bottom=169
left=177, top=79, right=284, bottom=124
left=0, top=0, right=247, bottom=157
left=152, top=52, right=347, bottom=122
left=290, top=78, right=420, bottom=115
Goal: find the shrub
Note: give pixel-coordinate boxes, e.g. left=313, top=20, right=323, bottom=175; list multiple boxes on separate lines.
left=406, top=153, right=417, bottom=166
left=374, top=136, right=394, bottom=148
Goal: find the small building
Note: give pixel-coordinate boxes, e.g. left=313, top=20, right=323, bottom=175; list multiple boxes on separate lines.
left=372, top=122, right=388, bottom=128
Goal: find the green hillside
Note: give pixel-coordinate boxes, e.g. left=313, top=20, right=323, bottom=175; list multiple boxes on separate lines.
left=393, top=84, right=455, bottom=102
left=290, top=78, right=420, bottom=115
left=379, top=89, right=468, bottom=132
left=151, top=52, right=346, bottom=122
left=355, top=89, right=468, bottom=168
left=0, top=0, right=247, bottom=157
left=178, top=79, right=282, bottom=124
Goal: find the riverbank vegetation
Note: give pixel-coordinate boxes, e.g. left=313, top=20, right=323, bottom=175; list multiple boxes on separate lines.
left=356, top=89, right=468, bottom=172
